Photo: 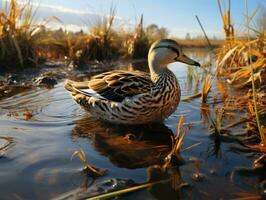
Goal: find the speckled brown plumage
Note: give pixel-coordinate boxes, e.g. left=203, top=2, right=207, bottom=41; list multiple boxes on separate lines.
left=65, top=39, right=200, bottom=124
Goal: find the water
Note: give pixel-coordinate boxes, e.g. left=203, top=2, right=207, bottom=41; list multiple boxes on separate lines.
left=0, top=51, right=264, bottom=200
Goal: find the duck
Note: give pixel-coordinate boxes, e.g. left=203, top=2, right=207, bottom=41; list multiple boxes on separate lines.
left=65, top=39, right=200, bottom=125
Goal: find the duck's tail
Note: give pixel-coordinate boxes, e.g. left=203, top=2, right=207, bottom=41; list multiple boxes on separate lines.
left=65, top=79, right=104, bottom=101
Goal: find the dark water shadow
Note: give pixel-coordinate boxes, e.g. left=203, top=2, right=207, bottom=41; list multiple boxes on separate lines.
left=72, top=116, right=174, bottom=169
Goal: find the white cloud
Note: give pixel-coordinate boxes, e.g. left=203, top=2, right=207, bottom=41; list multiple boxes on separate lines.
left=1, top=0, right=128, bottom=32
left=2, top=0, right=123, bottom=19
left=36, top=4, right=96, bottom=15
left=3, top=0, right=90, bottom=14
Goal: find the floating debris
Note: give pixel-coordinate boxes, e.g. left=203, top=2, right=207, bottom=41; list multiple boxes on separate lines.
left=23, top=110, right=33, bottom=120
left=192, top=172, right=205, bottom=182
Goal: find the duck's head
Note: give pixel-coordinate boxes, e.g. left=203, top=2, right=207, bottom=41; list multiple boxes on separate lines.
left=148, top=39, right=200, bottom=70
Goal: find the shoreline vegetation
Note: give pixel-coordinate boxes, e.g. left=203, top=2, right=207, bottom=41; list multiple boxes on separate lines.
left=0, top=0, right=222, bottom=73
left=215, top=0, right=266, bottom=150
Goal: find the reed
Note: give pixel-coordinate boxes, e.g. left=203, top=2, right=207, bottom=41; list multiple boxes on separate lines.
left=0, top=0, right=42, bottom=71
left=201, top=74, right=214, bottom=103
left=215, top=0, right=266, bottom=146
left=50, top=31, right=88, bottom=65
left=71, top=149, right=105, bottom=176
left=210, top=108, right=225, bottom=138
left=0, top=1, right=222, bottom=71
left=85, top=6, right=119, bottom=61
left=245, top=0, right=265, bottom=146
left=217, top=0, right=234, bottom=40
left=120, top=14, right=150, bottom=59
left=163, top=115, right=189, bottom=170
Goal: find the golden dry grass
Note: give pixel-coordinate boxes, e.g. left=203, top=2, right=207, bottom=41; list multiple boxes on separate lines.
left=0, top=0, right=221, bottom=71
left=215, top=1, right=266, bottom=147
left=0, top=0, right=42, bottom=71
left=71, top=148, right=105, bottom=176
left=201, top=74, right=214, bottom=103
left=163, top=115, right=189, bottom=170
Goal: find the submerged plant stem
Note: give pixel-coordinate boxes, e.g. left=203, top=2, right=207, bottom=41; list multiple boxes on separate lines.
left=87, top=179, right=170, bottom=200
left=181, top=142, right=202, bottom=153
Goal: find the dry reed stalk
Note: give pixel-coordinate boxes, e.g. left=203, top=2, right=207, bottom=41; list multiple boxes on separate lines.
left=0, top=0, right=43, bottom=70
left=217, top=0, right=234, bottom=40
left=215, top=0, right=266, bottom=147
left=201, top=74, right=214, bottom=103
left=72, top=149, right=105, bottom=176
left=162, top=115, right=189, bottom=171
left=245, top=0, right=265, bottom=146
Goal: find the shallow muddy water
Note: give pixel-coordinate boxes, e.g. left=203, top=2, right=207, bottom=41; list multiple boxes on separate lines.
left=0, top=51, right=264, bottom=200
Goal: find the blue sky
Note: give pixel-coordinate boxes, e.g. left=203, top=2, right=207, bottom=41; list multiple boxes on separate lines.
left=2, top=0, right=265, bottom=38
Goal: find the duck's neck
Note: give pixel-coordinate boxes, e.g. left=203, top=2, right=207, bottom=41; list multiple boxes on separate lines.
left=149, top=59, right=169, bottom=82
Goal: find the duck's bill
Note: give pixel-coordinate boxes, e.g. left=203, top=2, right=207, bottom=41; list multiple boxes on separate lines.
left=176, top=54, right=201, bottom=67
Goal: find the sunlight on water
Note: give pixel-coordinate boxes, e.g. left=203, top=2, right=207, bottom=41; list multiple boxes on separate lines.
left=0, top=50, right=261, bottom=200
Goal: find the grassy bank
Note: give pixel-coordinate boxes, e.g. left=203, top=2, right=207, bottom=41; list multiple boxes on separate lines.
left=177, top=37, right=223, bottom=48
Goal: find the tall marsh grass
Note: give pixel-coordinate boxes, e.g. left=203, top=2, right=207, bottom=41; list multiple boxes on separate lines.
left=79, top=6, right=120, bottom=62
left=216, top=0, right=266, bottom=146
left=0, top=0, right=42, bottom=71
left=127, top=14, right=150, bottom=59
left=0, top=1, right=219, bottom=71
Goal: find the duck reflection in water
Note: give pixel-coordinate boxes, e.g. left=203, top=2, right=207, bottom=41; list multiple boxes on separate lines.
left=72, top=116, right=174, bottom=169
left=70, top=116, right=194, bottom=200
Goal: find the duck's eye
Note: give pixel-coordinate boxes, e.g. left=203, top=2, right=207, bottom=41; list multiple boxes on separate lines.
left=167, top=45, right=180, bottom=57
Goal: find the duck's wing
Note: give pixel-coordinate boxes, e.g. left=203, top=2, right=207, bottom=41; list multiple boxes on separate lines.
left=65, top=70, right=152, bottom=102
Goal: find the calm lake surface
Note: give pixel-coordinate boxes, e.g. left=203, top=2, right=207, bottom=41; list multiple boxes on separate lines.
left=0, top=50, right=264, bottom=200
